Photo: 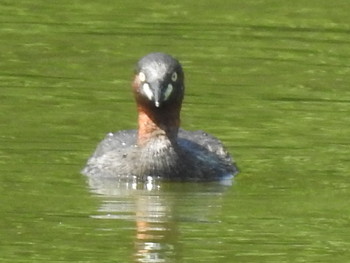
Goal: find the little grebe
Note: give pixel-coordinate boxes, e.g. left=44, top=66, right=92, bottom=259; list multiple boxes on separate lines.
left=83, top=53, right=238, bottom=181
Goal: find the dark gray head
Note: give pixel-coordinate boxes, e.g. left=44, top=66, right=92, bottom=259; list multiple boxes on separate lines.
left=133, top=53, right=184, bottom=108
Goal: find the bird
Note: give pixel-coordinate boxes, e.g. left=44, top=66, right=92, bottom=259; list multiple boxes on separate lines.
left=82, top=52, right=238, bottom=182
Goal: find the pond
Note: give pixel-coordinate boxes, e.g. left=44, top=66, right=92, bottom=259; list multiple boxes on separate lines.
left=1, top=0, right=349, bottom=262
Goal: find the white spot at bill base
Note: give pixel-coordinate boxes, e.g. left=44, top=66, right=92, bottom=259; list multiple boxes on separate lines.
left=164, top=84, right=173, bottom=101
left=142, top=83, right=153, bottom=101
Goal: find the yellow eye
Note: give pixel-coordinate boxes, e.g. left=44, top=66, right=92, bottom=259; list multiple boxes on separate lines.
left=139, top=72, right=146, bottom=82
left=171, top=72, right=177, bottom=82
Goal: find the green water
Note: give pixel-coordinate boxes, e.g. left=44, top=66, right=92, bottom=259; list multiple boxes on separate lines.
left=1, top=0, right=350, bottom=262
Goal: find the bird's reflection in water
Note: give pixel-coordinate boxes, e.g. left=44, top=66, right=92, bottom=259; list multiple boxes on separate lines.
left=88, top=176, right=233, bottom=263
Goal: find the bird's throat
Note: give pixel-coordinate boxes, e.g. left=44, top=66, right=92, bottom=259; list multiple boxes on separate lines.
left=137, top=106, right=180, bottom=146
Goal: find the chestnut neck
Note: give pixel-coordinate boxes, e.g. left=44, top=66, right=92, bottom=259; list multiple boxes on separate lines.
left=136, top=103, right=181, bottom=146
